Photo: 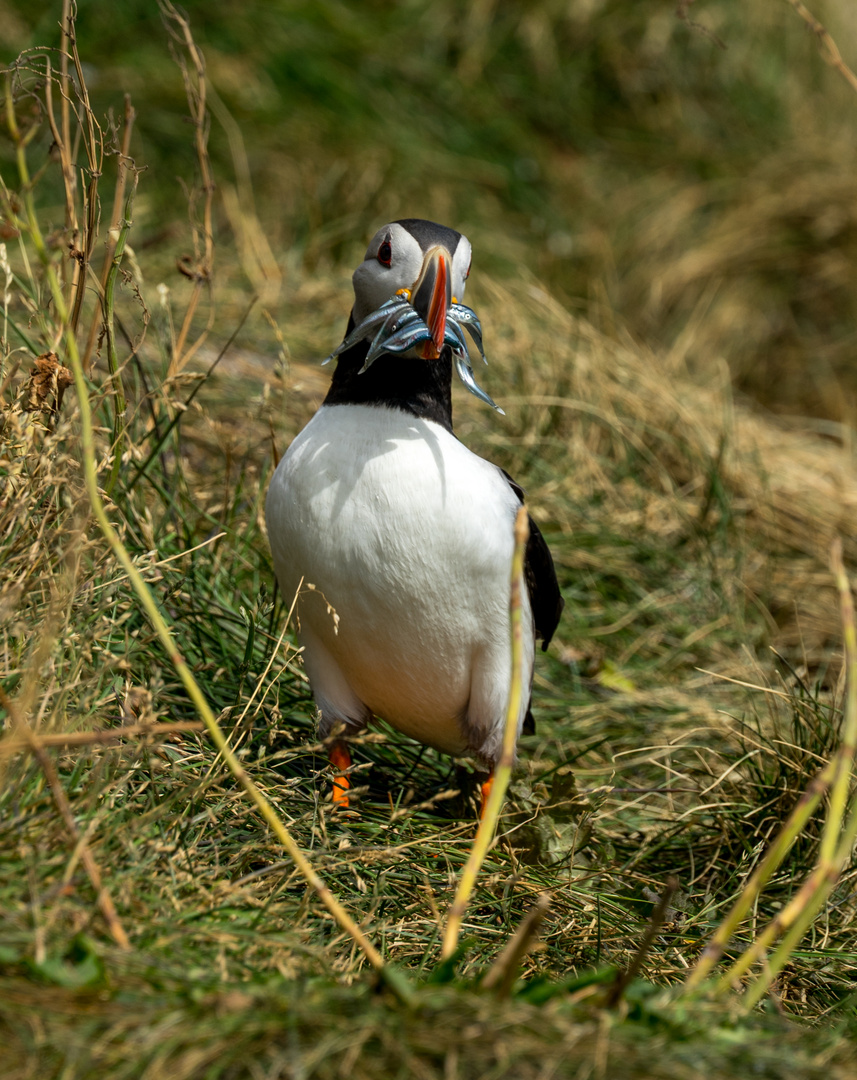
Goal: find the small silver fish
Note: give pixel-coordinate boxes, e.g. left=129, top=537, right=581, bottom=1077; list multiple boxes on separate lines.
left=363, top=306, right=406, bottom=367
left=450, top=304, right=488, bottom=364
left=325, top=295, right=500, bottom=409
left=323, top=296, right=410, bottom=365
left=361, top=321, right=433, bottom=372
left=443, top=320, right=471, bottom=362
left=453, top=352, right=503, bottom=413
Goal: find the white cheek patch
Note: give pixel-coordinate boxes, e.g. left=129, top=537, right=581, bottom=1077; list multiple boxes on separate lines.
left=351, top=262, right=391, bottom=322
left=352, top=224, right=425, bottom=322
left=451, top=237, right=472, bottom=302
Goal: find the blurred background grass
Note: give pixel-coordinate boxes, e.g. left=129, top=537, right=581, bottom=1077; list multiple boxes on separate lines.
left=4, top=0, right=857, bottom=417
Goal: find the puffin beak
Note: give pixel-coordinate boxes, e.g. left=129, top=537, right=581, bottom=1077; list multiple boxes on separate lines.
left=410, top=245, right=452, bottom=359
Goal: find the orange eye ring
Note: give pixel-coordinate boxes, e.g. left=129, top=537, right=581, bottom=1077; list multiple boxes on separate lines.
left=377, top=240, right=392, bottom=267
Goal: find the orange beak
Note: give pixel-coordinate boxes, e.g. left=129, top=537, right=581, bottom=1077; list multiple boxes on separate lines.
left=410, top=246, right=451, bottom=360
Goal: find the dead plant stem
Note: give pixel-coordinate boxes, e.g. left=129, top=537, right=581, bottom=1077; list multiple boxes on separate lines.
left=442, top=507, right=529, bottom=960
left=81, top=94, right=136, bottom=372
left=103, top=179, right=137, bottom=496
left=0, top=721, right=205, bottom=760
left=784, top=1, right=857, bottom=96
left=160, top=1, right=215, bottom=375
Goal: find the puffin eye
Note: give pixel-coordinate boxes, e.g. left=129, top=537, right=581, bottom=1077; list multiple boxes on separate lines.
left=377, top=240, right=392, bottom=267
left=464, top=258, right=471, bottom=280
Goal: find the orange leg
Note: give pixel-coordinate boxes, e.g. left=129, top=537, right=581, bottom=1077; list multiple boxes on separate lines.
left=329, top=741, right=352, bottom=809
left=479, top=771, right=495, bottom=820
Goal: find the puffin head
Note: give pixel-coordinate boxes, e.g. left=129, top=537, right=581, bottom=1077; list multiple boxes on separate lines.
left=325, top=218, right=500, bottom=411
left=351, top=219, right=472, bottom=358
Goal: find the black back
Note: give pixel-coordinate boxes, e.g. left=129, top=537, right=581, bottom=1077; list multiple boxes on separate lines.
left=502, top=472, right=564, bottom=737
left=502, top=471, right=564, bottom=651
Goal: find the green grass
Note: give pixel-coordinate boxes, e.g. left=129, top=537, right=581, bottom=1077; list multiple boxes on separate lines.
left=5, top=972, right=855, bottom=1080
left=3, top=2, right=857, bottom=1076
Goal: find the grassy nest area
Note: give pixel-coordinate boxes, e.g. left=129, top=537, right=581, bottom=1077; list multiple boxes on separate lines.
left=3, top=3, right=857, bottom=1078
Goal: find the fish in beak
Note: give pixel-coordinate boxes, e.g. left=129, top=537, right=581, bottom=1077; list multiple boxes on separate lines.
left=323, top=227, right=501, bottom=412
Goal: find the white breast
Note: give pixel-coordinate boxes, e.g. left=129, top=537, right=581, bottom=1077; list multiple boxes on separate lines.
left=265, top=404, right=533, bottom=763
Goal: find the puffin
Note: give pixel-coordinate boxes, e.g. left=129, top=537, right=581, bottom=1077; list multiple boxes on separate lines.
left=266, top=219, right=563, bottom=813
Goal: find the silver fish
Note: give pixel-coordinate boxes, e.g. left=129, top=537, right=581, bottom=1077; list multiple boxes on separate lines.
left=443, top=324, right=473, bottom=369
left=362, top=320, right=432, bottom=371
left=382, top=322, right=433, bottom=355
left=449, top=303, right=483, bottom=336
left=323, top=296, right=410, bottom=364
left=358, top=305, right=409, bottom=372
left=387, top=307, right=426, bottom=337
left=453, top=352, right=503, bottom=413
left=449, top=303, right=487, bottom=364
left=325, top=294, right=501, bottom=410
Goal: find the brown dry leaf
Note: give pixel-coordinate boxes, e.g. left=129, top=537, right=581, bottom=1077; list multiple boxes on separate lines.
left=23, top=352, right=74, bottom=417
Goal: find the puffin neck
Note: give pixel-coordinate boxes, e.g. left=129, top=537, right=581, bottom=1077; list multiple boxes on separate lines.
left=323, top=330, right=454, bottom=433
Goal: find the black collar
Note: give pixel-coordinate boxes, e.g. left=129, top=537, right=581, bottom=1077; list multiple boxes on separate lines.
left=322, top=314, right=454, bottom=432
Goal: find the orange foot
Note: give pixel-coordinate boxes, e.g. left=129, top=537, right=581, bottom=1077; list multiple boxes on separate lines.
left=329, top=742, right=352, bottom=809
left=479, top=771, right=495, bottom=820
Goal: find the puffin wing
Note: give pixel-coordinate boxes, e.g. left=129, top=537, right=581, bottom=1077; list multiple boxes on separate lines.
left=500, top=469, right=564, bottom=651
left=499, top=469, right=563, bottom=738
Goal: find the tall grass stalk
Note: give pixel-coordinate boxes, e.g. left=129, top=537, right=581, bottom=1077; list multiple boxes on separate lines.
left=102, top=180, right=136, bottom=496
left=442, top=507, right=529, bottom=961
left=82, top=93, right=136, bottom=373
left=160, top=0, right=215, bottom=375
